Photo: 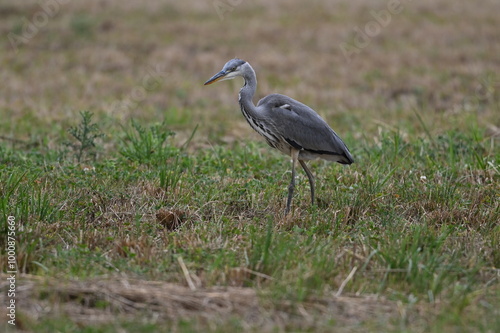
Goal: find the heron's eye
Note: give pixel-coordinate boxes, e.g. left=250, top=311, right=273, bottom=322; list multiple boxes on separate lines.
left=229, top=67, right=237, bottom=72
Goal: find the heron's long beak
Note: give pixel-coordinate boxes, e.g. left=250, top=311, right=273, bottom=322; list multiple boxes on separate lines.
left=204, top=70, right=228, bottom=85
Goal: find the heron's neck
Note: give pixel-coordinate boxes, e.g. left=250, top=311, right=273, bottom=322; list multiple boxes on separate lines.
left=238, top=67, right=258, bottom=117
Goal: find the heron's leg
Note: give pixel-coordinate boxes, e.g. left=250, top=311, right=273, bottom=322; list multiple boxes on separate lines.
left=299, top=160, right=315, bottom=206
left=286, top=149, right=300, bottom=214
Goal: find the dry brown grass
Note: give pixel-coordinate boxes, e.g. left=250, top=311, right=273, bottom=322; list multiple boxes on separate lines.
left=1, top=273, right=421, bottom=331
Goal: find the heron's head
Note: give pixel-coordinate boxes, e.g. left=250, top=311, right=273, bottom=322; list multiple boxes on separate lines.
left=204, top=58, right=247, bottom=85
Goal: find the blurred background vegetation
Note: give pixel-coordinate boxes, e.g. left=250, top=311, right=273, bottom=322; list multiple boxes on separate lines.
left=1, top=0, right=498, bottom=148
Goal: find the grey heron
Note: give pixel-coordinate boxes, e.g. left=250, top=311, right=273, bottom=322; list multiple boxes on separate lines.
left=204, top=58, right=353, bottom=214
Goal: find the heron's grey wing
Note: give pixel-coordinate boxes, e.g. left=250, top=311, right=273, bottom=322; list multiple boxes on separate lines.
left=258, top=94, right=354, bottom=164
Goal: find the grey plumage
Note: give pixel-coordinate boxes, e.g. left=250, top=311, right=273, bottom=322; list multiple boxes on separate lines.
left=205, top=58, right=353, bottom=214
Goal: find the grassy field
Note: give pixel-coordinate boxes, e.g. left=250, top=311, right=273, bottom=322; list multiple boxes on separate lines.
left=1, top=0, right=499, bottom=332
